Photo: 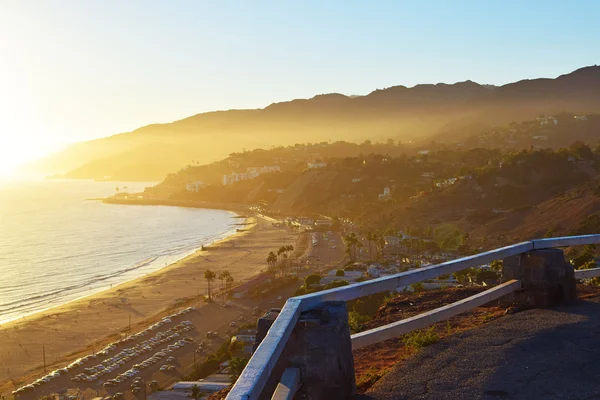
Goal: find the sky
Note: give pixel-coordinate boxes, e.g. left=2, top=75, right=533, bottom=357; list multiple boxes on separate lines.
left=0, top=0, right=598, bottom=174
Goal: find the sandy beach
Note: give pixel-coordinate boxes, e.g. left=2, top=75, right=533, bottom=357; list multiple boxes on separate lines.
left=0, top=215, right=297, bottom=396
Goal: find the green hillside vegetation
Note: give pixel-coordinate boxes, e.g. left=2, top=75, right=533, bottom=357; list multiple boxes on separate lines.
left=131, top=114, right=600, bottom=246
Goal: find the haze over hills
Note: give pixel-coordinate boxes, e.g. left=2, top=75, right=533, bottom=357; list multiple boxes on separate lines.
left=25, top=66, right=600, bottom=181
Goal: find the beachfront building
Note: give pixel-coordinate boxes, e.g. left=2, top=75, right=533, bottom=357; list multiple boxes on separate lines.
left=222, top=165, right=280, bottom=185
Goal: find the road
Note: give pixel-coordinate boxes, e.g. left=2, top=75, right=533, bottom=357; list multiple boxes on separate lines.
left=361, top=297, right=600, bottom=400
left=304, top=231, right=346, bottom=268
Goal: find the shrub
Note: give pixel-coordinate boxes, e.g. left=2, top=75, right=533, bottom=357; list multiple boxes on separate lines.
left=323, top=280, right=349, bottom=290
left=348, top=311, right=370, bottom=333
left=228, top=357, right=249, bottom=382
left=356, top=367, right=384, bottom=391
left=411, top=282, right=425, bottom=293
left=402, top=327, right=439, bottom=349
left=336, top=269, right=345, bottom=276
left=304, top=274, right=321, bottom=287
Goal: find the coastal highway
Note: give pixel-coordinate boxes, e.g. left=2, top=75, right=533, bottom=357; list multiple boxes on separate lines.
left=304, top=231, right=346, bottom=268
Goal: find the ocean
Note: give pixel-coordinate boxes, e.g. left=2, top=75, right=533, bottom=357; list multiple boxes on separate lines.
left=0, top=179, right=237, bottom=324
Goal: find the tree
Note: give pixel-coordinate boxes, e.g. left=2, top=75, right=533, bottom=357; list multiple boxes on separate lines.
left=305, top=274, right=321, bottom=287
left=323, top=280, right=349, bottom=290
left=229, top=357, right=249, bottom=382
left=366, top=231, right=374, bottom=261
left=266, top=251, right=277, bottom=275
left=570, top=141, right=594, bottom=160
left=476, top=269, right=499, bottom=284
left=204, top=269, right=217, bottom=301
left=344, top=233, right=360, bottom=261
left=225, top=274, right=234, bottom=292
left=217, top=271, right=226, bottom=290
left=190, top=384, right=202, bottom=400
left=490, top=260, right=503, bottom=273
left=336, top=269, right=345, bottom=277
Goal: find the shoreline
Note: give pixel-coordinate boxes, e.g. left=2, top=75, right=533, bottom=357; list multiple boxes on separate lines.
left=0, top=217, right=241, bottom=326
left=0, top=213, right=296, bottom=395
left=101, top=197, right=248, bottom=213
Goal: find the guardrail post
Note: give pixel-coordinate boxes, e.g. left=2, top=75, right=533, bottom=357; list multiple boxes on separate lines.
left=502, top=248, right=576, bottom=307
left=254, top=302, right=356, bottom=400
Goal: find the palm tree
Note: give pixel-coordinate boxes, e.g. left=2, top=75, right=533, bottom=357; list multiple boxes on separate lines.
left=190, top=384, right=201, bottom=400
left=225, top=275, right=234, bottom=293
left=277, top=246, right=287, bottom=262
left=345, top=232, right=362, bottom=261
left=266, top=251, right=277, bottom=275
left=220, top=270, right=232, bottom=297
left=204, top=269, right=217, bottom=301
left=366, top=232, right=374, bottom=261
left=217, top=271, right=226, bottom=290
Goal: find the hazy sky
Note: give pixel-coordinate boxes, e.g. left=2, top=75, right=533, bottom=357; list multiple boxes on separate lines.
left=0, top=0, right=598, bottom=172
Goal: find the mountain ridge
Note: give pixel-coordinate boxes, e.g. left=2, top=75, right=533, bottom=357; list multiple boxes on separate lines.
left=25, top=65, right=600, bottom=181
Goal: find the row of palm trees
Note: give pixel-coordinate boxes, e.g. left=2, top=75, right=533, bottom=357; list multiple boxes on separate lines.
left=266, top=245, right=295, bottom=277
left=203, top=269, right=234, bottom=301
left=344, top=231, right=388, bottom=262
left=345, top=229, right=442, bottom=263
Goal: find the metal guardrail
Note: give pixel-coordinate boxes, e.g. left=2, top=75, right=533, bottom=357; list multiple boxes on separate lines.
left=574, top=267, right=600, bottom=279
left=351, top=279, right=521, bottom=350
left=227, top=234, right=600, bottom=400
left=271, top=368, right=300, bottom=400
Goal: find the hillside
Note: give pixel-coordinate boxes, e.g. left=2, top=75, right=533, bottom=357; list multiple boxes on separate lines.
left=25, top=66, right=600, bottom=181
left=136, top=114, right=600, bottom=247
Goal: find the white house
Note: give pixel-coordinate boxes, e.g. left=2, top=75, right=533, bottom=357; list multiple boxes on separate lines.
left=186, top=181, right=206, bottom=192
left=378, top=187, right=392, bottom=201
left=435, top=178, right=457, bottom=188
left=307, top=162, right=327, bottom=169
left=417, top=150, right=431, bottom=155
left=222, top=165, right=279, bottom=185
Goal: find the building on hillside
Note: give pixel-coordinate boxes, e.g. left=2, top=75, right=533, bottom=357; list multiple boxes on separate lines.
left=417, top=150, right=431, bottom=155
left=315, top=219, right=333, bottom=227
left=247, top=165, right=281, bottom=174
left=222, top=165, right=279, bottom=186
left=574, top=115, right=588, bottom=121
left=536, top=116, right=558, bottom=126
left=379, top=187, right=392, bottom=201
left=307, top=162, right=327, bottom=169
left=185, top=181, right=206, bottom=192
left=352, top=178, right=362, bottom=183
left=231, top=329, right=256, bottom=356
left=435, top=178, right=457, bottom=189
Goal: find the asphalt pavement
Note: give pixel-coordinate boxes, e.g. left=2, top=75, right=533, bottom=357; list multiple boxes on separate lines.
left=361, top=298, right=600, bottom=400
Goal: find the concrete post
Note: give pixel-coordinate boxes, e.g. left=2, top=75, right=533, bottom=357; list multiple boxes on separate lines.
left=255, top=302, right=356, bottom=400
left=502, top=248, right=576, bottom=308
